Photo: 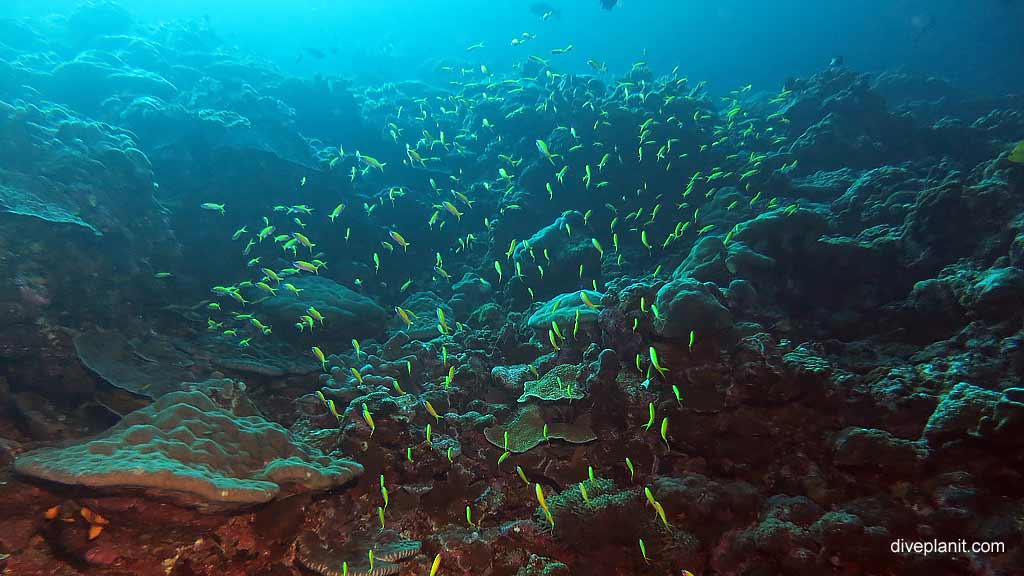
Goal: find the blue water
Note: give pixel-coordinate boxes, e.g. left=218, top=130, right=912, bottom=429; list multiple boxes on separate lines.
left=5, top=0, right=1021, bottom=93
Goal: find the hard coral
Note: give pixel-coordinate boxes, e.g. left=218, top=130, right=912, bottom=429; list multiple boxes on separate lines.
left=14, top=390, right=362, bottom=512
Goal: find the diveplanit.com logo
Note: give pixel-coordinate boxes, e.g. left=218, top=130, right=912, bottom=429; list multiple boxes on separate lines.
left=891, top=539, right=1006, bottom=556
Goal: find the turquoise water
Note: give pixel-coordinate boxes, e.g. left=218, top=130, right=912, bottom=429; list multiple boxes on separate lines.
left=1, top=1, right=1023, bottom=575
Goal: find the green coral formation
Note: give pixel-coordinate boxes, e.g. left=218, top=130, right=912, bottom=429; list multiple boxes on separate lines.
left=540, top=478, right=648, bottom=546
left=518, top=363, right=584, bottom=403
left=483, top=404, right=596, bottom=453
left=13, top=390, right=362, bottom=512
left=545, top=477, right=623, bottom=518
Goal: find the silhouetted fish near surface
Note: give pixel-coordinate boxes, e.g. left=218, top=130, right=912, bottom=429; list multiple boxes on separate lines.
left=529, top=2, right=561, bottom=19
left=295, top=46, right=328, bottom=65
left=303, top=47, right=327, bottom=59
left=601, top=0, right=618, bottom=9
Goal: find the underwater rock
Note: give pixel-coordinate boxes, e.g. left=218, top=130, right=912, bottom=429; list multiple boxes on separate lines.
left=45, top=52, right=178, bottom=114
left=832, top=427, right=928, bottom=477
left=790, top=111, right=913, bottom=172
left=901, top=174, right=1011, bottom=272
left=513, top=210, right=601, bottom=296
left=967, top=267, right=1024, bottom=317
left=723, top=243, right=777, bottom=281
left=256, top=276, right=386, bottom=345
left=67, top=1, right=135, bottom=42
left=871, top=72, right=965, bottom=115
left=468, top=301, right=507, bottom=329
left=755, top=500, right=824, bottom=556
left=724, top=278, right=758, bottom=311
left=525, top=289, right=602, bottom=331
left=830, top=165, right=920, bottom=234
left=9, top=392, right=77, bottom=440
left=0, top=98, right=167, bottom=236
left=654, top=277, right=733, bottom=341
left=491, top=363, right=533, bottom=394
left=118, top=95, right=321, bottom=171
left=731, top=207, right=829, bottom=257
left=790, top=167, right=859, bottom=203
left=14, top=390, right=362, bottom=512
left=653, top=474, right=760, bottom=534
left=449, top=272, right=493, bottom=317
left=584, top=348, right=620, bottom=390
left=672, top=235, right=730, bottom=284
left=808, top=510, right=891, bottom=568
left=922, top=382, right=1000, bottom=445
left=988, top=388, right=1024, bottom=446
left=904, top=277, right=965, bottom=338
left=782, top=68, right=919, bottom=171
left=73, top=331, right=196, bottom=399
left=393, top=291, right=451, bottom=340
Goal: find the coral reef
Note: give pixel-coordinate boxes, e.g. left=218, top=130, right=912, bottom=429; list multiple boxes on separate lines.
left=0, top=2, right=1022, bottom=575
left=14, top=389, right=362, bottom=511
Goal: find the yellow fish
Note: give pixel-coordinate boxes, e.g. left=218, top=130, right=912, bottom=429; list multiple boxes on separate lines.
left=424, top=400, right=442, bottom=422
left=442, top=201, right=463, bottom=221
left=395, top=306, right=413, bottom=328
left=649, top=346, right=668, bottom=379
left=308, top=306, right=325, bottom=325
left=536, top=139, right=556, bottom=164
left=328, top=203, right=345, bottom=222
left=389, top=230, right=410, bottom=251
left=200, top=202, right=225, bottom=215
left=1010, top=140, right=1024, bottom=163
left=580, top=292, right=600, bottom=309
left=535, top=484, right=554, bottom=527
left=293, top=232, right=315, bottom=252
left=357, top=152, right=386, bottom=171
left=361, top=403, right=375, bottom=436
left=436, top=307, right=449, bottom=333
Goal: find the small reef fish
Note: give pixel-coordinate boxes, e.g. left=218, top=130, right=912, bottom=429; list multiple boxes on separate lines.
left=361, top=403, right=375, bottom=436
left=357, top=152, right=386, bottom=171
left=535, top=483, right=554, bottom=528
left=311, top=346, right=327, bottom=370
left=389, top=230, right=410, bottom=251
left=200, top=202, right=225, bottom=215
